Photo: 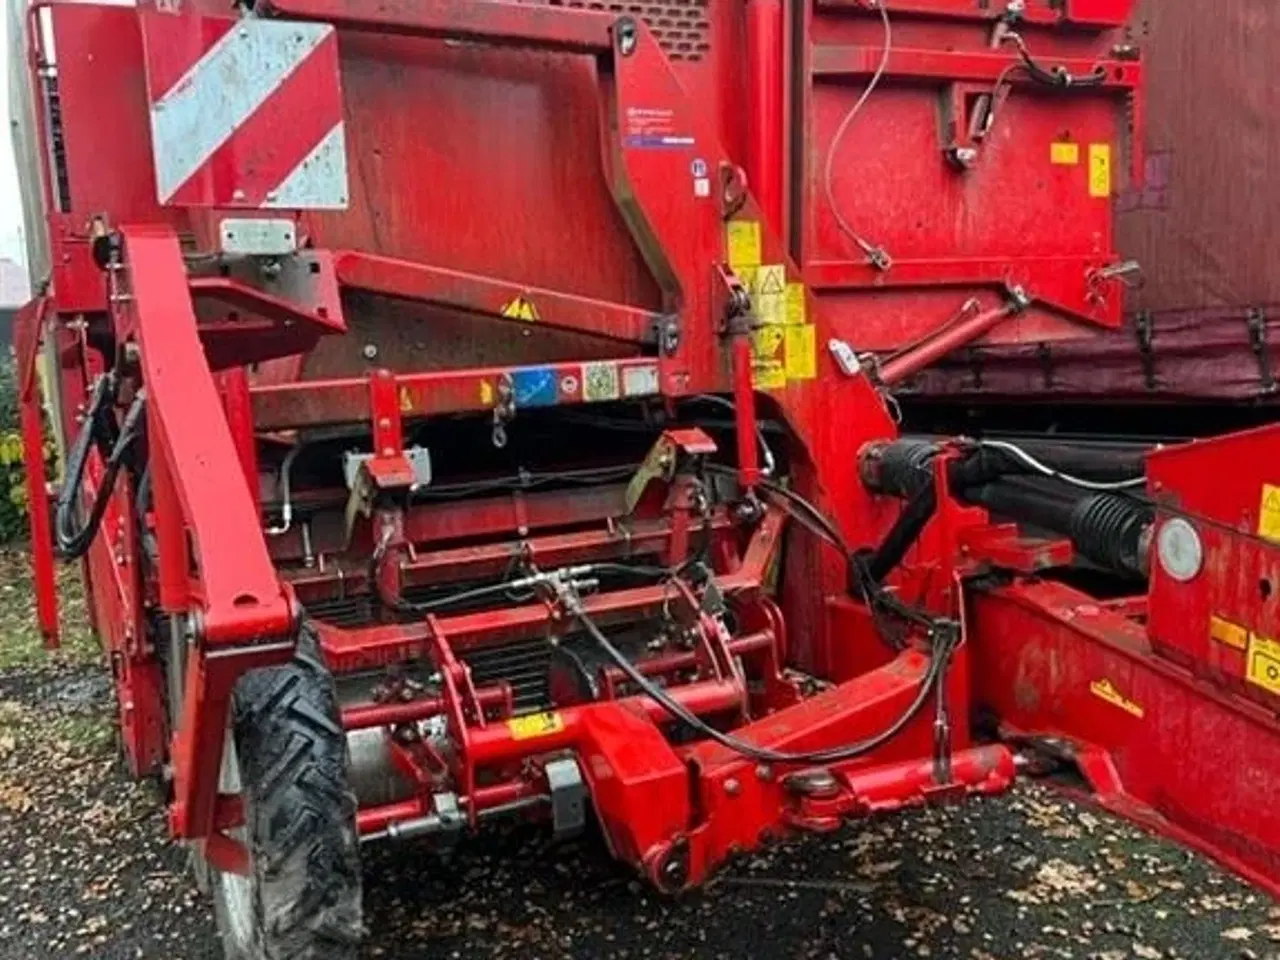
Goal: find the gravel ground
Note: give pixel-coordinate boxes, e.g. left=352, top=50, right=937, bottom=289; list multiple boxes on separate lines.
left=0, top=551, right=1277, bottom=960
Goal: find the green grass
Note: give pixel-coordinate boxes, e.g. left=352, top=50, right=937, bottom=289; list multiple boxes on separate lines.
left=0, top=549, right=99, bottom=671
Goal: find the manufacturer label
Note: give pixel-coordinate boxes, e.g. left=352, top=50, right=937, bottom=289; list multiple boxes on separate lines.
left=1210, top=615, right=1249, bottom=651
left=1246, top=633, right=1280, bottom=696
left=1258, top=484, right=1280, bottom=542
left=582, top=361, right=621, bottom=402
left=1050, top=142, right=1080, bottom=166
left=1089, top=143, right=1112, bottom=198
left=500, top=296, right=539, bottom=322
left=507, top=711, right=565, bottom=740
left=1089, top=678, right=1144, bottom=718
left=727, top=220, right=762, bottom=271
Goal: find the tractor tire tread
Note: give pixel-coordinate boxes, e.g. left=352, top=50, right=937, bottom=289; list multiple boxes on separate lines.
left=230, top=621, right=363, bottom=960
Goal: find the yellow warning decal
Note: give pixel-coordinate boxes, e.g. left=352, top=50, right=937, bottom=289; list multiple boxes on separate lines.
left=1210, top=615, right=1249, bottom=651
left=1051, top=142, right=1080, bottom=165
left=753, top=359, right=786, bottom=391
left=398, top=386, right=415, bottom=414
left=1259, top=484, right=1280, bottom=542
left=1089, top=143, right=1112, bottom=198
left=727, top=220, right=762, bottom=271
left=785, top=324, right=817, bottom=381
left=1247, top=634, right=1280, bottom=696
left=479, top=379, right=494, bottom=406
left=754, top=264, right=786, bottom=326
left=1089, top=678, right=1144, bottom=718
left=500, top=295, right=540, bottom=322
left=785, top=283, right=807, bottom=326
left=507, top=711, right=565, bottom=741
left=752, top=323, right=786, bottom=391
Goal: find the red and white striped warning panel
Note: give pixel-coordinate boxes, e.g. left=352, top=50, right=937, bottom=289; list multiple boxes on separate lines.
left=139, top=11, right=349, bottom=210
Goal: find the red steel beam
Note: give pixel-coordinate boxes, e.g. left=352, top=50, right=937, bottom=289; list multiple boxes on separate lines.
left=811, top=46, right=1141, bottom=88
left=815, top=0, right=1133, bottom=28
left=120, top=225, right=293, bottom=645
left=265, top=0, right=616, bottom=53
left=466, top=678, right=745, bottom=766
left=334, top=251, right=658, bottom=345
left=13, top=297, right=58, bottom=646
left=250, top=358, right=661, bottom=430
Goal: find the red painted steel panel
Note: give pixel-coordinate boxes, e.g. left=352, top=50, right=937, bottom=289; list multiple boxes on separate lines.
left=908, top=0, right=1280, bottom=403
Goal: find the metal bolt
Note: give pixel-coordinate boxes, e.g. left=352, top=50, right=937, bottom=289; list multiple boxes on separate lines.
left=724, top=778, right=740, bottom=797
left=755, top=763, right=774, bottom=782
left=363, top=343, right=379, bottom=360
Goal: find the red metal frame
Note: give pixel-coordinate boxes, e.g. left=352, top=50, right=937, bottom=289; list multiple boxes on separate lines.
left=24, top=0, right=1280, bottom=918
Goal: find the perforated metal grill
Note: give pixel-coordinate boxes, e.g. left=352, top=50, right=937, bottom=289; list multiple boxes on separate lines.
left=554, top=0, right=711, bottom=62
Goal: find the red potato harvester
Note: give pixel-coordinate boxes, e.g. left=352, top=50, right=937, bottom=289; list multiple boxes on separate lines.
left=9, top=0, right=1280, bottom=956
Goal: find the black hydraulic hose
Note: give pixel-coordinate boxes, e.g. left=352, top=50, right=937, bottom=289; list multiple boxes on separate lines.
left=566, top=589, right=955, bottom=766
left=54, top=376, right=114, bottom=545
left=56, top=389, right=146, bottom=559
left=976, top=438, right=1148, bottom=483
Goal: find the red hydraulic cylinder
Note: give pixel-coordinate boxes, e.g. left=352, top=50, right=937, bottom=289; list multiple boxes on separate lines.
left=877, top=303, right=1015, bottom=386
left=731, top=335, right=762, bottom=488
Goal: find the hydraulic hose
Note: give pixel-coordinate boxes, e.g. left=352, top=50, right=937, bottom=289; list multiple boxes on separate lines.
left=565, top=587, right=956, bottom=766
left=55, top=382, right=146, bottom=559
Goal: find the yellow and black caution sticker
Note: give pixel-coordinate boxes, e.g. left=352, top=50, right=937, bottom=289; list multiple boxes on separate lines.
left=507, top=711, right=565, bottom=741
left=500, top=295, right=540, bottom=322
left=1258, top=484, right=1280, bottom=542
left=1209, top=615, right=1249, bottom=651
left=1246, top=633, right=1280, bottom=696
left=1089, top=678, right=1144, bottom=718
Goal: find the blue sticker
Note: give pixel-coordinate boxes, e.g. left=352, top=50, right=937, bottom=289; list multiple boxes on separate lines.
left=511, top=367, right=558, bottom=407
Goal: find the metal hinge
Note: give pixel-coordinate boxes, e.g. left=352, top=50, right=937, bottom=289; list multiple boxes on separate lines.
left=1247, top=308, right=1277, bottom=394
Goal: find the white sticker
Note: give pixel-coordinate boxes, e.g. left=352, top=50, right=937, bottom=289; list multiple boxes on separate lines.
left=622, top=363, right=660, bottom=397
left=694, top=177, right=710, bottom=198
left=582, top=362, right=621, bottom=402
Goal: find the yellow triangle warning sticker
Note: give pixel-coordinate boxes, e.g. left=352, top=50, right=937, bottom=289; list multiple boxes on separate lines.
left=501, top=296, right=540, bottom=322
left=759, top=266, right=785, bottom=296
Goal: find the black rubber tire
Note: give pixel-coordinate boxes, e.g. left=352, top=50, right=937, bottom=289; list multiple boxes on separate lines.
left=211, top=622, right=364, bottom=960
